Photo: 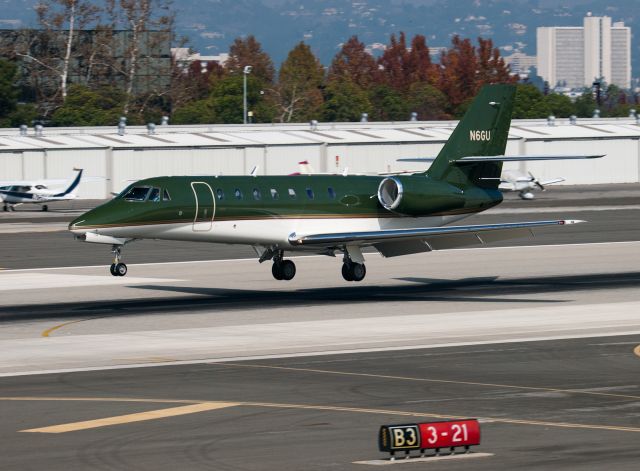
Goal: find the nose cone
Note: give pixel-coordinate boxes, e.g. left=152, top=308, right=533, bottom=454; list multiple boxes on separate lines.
left=69, top=210, right=92, bottom=234
left=69, top=202, right=113, bottom=234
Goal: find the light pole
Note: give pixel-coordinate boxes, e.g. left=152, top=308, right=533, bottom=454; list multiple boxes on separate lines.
left=243, top=65, right=252, bottom=124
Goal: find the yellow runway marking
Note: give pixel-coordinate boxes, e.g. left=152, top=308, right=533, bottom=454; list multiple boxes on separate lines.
left=41, top=317, right=101, bottom=337
left=634, top=345, right=640, bottom=358
left=3, top=396, right=640, bottom=435
left=220, top=363, right=640, bottom=401
left=20, top=401, right=238, bottom=433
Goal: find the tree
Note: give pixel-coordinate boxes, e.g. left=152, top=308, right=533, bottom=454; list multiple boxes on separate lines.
left=406, top=35, right=439, bottom=86
left=225, top=35, right=275, bottom=85
left=171, top=97, right=215, bottom=124
left=573, top=90, right=597, bottom=118
left=275, top=42, right=324, bottom=122
left=438, top=36, right=516, bottom=114
left=322, top=79, right=371, bottom=122
left=1, top=0, right=100, bottom=115
left=106, top=0, right=176, bottom=116
left=368, top=85, right=408, bottom=121
left=210, top=74, right=276, bottom=124
left=377, top=32, right=410, bottom=92
left=512, top=84, right=547, bottom=119
left=476, top=37, right=512, bottom=84
left=328, top=36, right=378, bottom=90
left=50, top=84, right=125, bottom=125
left=407, top=82, right=449, bottom=120
left=438, top=36, right=478, bottom=111
left=0, top=59, right=18, bottom=120
left=543, top=93, right=574, bottom=118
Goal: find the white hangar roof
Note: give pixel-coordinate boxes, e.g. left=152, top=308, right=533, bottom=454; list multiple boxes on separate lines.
left=1, top=118, right=640, bottom=153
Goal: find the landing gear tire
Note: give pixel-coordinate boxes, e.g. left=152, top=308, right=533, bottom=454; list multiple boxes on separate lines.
left=2, top=204, right=7, bottom=212
left=109, top=244, right=127, bottom=276
left=42, top=205, right=48, bottom=212
left=341, top=263, right=354, bottom=281
left=280, top=260, right=296, bottom=281
left=272, top=260, right=296, bottom=281
left=342, top=262, right=366, bottom=282
left=115, top=263, right=127, bottom=277
left=272, top=262, right=284, bottom=280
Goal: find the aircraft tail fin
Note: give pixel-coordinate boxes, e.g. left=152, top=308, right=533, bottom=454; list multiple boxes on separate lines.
left=54, top=168, right=83, bottom=197
left=425, top=84, right=516, bottom=190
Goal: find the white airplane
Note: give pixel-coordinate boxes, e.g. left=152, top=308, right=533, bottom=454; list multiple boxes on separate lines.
left=398, top=159, right=566, bottom=200
left=0, top=168, right=83, bottom=211
left=499, top=169, right=564, bottom=200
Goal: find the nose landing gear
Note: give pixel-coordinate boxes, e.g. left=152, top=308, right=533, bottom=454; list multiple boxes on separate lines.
left=109, top=245, right=127, bottom=277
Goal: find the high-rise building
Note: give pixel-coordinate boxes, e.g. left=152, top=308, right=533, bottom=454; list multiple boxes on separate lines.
left=503, top=52, right=537, bottom=78
left=611, top=22, right=632, bottom=89
left=536, top=14, right=631, bottom=89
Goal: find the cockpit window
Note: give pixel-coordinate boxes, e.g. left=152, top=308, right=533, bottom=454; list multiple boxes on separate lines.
left=148, top=188, right=161, bottom=202
left=123, top=186, right=151, bottom=201
left=163, top=189, right=171, bottom=201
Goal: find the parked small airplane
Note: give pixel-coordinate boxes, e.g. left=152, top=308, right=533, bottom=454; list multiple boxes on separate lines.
left=69, top=84, right=602, bottom=280
left=397, top=161, right=566, bottom=200
left=499, top=169, right=564, bottom=200
left=0, top=169, right=83, bottom=211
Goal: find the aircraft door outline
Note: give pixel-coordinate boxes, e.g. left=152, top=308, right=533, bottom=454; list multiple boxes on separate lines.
left=191, top=182, right=215, bottom=232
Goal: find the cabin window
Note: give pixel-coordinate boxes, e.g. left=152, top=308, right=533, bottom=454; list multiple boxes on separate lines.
left=148, top=188, right=161, bottom=202
left=234, top=188, right=243, bottom=200
left=327, top=187, right=336, bottom=199
left=288, top=188, right=297, bottom=199
left=270, top=188, right=279, bottom=200
left=252, top=188, right=261, bottom=200
left=163, top=189, right=171, bottom=201
left=9, top=185, right=31, bottom=192
left=306, top=188, right=314, bottom=200
left=123, top=186, right=150, bottom=202
left=216, top=188, right=224, bottom=200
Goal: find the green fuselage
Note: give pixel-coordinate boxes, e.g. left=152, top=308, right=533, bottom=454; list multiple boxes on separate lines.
left=70, top=173, right=502, bottom=234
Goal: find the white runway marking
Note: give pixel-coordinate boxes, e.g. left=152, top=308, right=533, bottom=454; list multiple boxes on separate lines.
left=0, top=223, right=69, bottom=234
left=0, top=273, right=180, bottom=291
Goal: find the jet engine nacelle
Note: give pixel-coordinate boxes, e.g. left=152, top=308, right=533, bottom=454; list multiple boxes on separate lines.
left=377, top=176, right=466, bottom=216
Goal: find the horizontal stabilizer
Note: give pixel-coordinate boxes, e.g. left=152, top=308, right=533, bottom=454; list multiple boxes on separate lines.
left=397, top=157, right=436, bottom=162
left=454, top=154, right=604, bottom=163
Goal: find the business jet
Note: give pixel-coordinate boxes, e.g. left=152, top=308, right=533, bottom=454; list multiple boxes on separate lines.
left=0, top=169, right=83, bottom=211
left=69, top=84, right=602, bottom=280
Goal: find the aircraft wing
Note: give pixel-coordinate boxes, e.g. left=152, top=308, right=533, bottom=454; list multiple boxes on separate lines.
left=0, top=178, right=68, bottom=187
left=539, top=177, right=566, bottom=186
left=289, top=220, right=583, bottom=257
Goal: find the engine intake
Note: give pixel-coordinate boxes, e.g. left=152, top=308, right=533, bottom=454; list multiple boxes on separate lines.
left=377, top=176, right=466, bottom=216
left=377, top=177, right=403, bottom=211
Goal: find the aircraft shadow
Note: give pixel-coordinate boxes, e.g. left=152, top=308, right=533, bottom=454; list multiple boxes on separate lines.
left=2, top=271, right=640, bottom=323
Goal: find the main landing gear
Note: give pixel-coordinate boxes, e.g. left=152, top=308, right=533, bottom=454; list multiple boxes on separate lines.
left=341, top=246, right=366, bottom=282
left=342, top=260, right=366, bottom=282
left=109, top=244, right=127, bottom=277
left=271, top=251, right=296, bottom=281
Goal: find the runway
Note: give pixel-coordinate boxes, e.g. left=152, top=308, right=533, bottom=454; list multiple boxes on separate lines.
left=0, top=184, right=639, bottom=469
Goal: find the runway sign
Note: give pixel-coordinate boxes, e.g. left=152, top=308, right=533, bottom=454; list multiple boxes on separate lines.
left=379, top=419, right=480, bottom=459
